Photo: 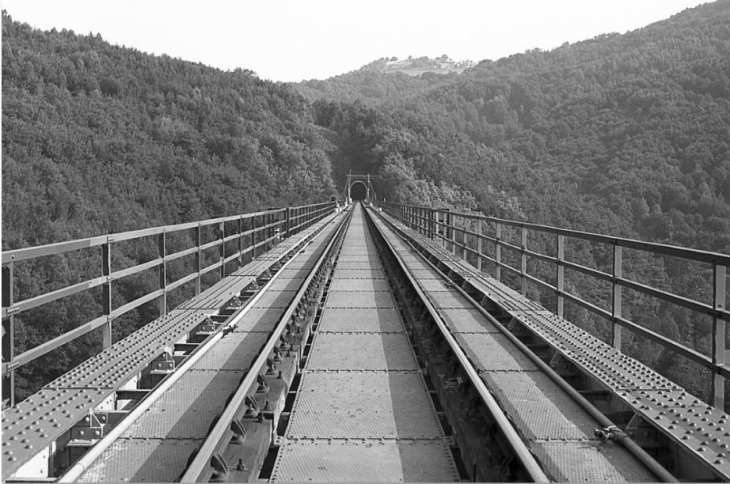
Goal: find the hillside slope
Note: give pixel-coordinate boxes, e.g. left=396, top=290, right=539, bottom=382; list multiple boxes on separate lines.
left=1, top=12, right=337, bottom=400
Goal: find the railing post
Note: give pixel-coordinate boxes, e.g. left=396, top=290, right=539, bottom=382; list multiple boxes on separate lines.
left=448, top=211, right=455, bottom=254
left=285, top=207, right=291, bottom=239
left=461, top=217, right=469, bottom=261
left=102, top=242, right=112, bottom=349
left=428, top=209, right=434, bottom=240
left=612, top=244, right=623, bottom=349
left=557, top=234, right=565, bottom=318
left=237, top=217, right=244, bottom=267
left=194, top=225, right=202, bottom=295
left=712, top=262, right=726, bottom=410
left=477, top=220, right=483, bottom=272
left=252, top=215, right=257, bottom=259
left=219, top=222, right=225, bottom=279
left=495, top=223, right=502, bottom=281
left=158, top=233, right=167, bottom=316
left=521, top=225, right=528, bottom=296
left=3, top=263, right=15, bottom=407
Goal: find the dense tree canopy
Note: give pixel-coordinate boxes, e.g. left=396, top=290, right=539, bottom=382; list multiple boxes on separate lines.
left=3, top=1, right=730, bottom=405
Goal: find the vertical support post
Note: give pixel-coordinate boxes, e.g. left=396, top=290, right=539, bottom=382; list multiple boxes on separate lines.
left=495, top=223, right=502, bottom=281
left=712, top=262, right=726, bottom=410
left=612, top=244, right=623, bottom=349
left=428, top=209, right=434, bottom=240
left=102, top=243, right=112, bottom=349
left=477, top=219, right=483, bottom=272
left=446, top=210, right=456, bottom=255
left=237, top=217, right=244, bottom=267
left=252, top=215, right=257, bottom=259
left=285, top=207, right=291, bottom=238
left=557, top=234, right=565, bottom=318
left=462, top=218, right=467, bottom=261
left=158, top=233, right=167, bottom=316
left=521, top=226, right=528, bottom=296
left=219, top=222, right=225, bottom=279
left=2, top=263, right=16, bottom=407
left=194, top=225, right=202, bottom=295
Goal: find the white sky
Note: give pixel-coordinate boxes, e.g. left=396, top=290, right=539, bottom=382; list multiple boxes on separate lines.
left=1, top=0, right=712, bottom=82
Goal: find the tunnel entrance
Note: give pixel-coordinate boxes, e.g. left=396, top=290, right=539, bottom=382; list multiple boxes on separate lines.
left=350, top=181, right=367, bottom=201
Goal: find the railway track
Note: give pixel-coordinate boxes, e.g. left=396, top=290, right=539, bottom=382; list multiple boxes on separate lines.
left=8, top=203, right=687, bottom=482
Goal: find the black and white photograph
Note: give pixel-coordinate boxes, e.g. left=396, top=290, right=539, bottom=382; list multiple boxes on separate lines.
left=2, top=1, right=729, bottom=482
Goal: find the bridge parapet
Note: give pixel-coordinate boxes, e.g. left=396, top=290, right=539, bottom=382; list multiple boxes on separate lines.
left=381, top=202, right=730, bottom=411
left=1, top=200, right=338, bottom=407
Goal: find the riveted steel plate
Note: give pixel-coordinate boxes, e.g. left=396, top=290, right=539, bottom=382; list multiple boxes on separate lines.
left=337, top=255, right=382, bottom=262
left=620, top=390, right=730, bottom=476
left=336, top=261, right=383, bottom=270
left=267, top=276, right=307, bottom=292
left=287, top=373, right=443, bottom=439
left=45, top=309, right=213, bottom=390
left=440, top=308, right=500, bottom=333
left=2, top=388, right=110, bottom=474
left=428, top=290, right=472, bottom=309
left=532, top=441, right=655, bottom=483
left=415, top=278, right=453, bottom=292
left=306, top=333, right=418, bottom=370
left=271, top=440, right=459, bottom=482
left=325, top=291, right=396, bottom=309
left=481, top=372, right=597, bottom=440
left=123, top=369, right=241, bottom=438
left=455, top=333, right=540, bottom=371
left=282, top=260, right=316, bottom=270
left=234, top=307, right=284, bottom=333
left=329, top=278, right=391, bottom=292
left=402, top=268, right=442, bottom=280
left=193, top=332, right=269, bottom=371
left=318, top=309, right=403, bottom=333
left=333, top=269, right=386, bottom=279
left=253, top=289, right=297, bottom=308
left=77, top=439, right=201, bottom=483
left=177, top=276, right=255, bottom=309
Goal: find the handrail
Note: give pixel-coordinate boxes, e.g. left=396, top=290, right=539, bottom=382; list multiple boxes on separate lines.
left=381, top=201, right=729, bottom=410
left=1, top=200, right=340, bottom=406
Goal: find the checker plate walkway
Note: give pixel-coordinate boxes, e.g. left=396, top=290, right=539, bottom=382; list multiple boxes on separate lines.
left=271, top=206, right=460, bottom=482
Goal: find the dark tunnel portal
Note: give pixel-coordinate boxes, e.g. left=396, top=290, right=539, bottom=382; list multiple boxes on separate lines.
left=350, top=182, right=367, bottom=201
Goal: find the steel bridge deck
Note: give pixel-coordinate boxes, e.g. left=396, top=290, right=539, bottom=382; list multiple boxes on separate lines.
left=271, top=206, right=460, bottom=482
left=5, top=203, right=718, bottom=482
left=376, top=209, right=730, bottom=481
left=369, top=211, right=657, bottom=482
left=72, top=217, right=344, bottom=482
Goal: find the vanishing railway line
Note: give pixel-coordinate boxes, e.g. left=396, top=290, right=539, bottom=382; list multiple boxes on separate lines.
left=3, top=203, right=729, bottom=482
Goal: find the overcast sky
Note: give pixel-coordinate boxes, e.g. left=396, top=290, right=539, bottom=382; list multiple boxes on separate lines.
left=1, top=0, right=712, bottom=82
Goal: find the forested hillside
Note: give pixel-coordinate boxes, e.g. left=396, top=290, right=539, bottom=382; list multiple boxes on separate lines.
left=2, top=12, right=336, bottom=249
left=3, top=2, right=730, bottom=406
left=1, top=12, right=337, bottom=400
left=294, top=1, right=730, bottom=406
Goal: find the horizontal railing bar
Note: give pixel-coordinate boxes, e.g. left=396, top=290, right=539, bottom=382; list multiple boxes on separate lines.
left=2, top=314, right=109, bottom=375
left=3, top=277, right=106, bottom=318
left=2, top=236, right=108, bottom=264
left=561, top=260, right=614, bottom=283
left=618, top=277, right=729, bottom=321
left=387, top=203, right=730, bottom=265
left=109, top=289, right=164, bottom=320
left=2, top=206, right=321, bottom=266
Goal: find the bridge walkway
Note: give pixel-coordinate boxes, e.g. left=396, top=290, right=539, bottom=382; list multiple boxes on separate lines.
left=270, top=204, right=460, bottom=482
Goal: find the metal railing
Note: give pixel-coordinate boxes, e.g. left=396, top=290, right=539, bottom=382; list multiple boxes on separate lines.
left=1, top=200, right=338, bottom=406
left=382, top=202, right=730, bottom=409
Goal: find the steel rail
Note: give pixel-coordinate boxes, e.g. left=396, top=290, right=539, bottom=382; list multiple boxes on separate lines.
left=180, top=207, right=352, bottom=482
left=365, top=208, right=551, bottom=483
left=374, top=209, right=679, bottom=483
left=56, top=214, right=343, bottom=483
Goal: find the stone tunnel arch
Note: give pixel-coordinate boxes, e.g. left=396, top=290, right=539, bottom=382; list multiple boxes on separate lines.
left=349, top=180, right=368, bottom=201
